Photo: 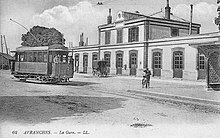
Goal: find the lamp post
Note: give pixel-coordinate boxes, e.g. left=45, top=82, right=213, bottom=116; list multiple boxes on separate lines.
left=215, top=0, right=220, bottom=31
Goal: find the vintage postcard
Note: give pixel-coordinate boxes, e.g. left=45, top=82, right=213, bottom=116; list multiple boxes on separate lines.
left=1, top=0, right=220, bottom=137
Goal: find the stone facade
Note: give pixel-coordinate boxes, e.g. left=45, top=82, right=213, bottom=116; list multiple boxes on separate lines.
left=71, top=9, right=219, bottom=82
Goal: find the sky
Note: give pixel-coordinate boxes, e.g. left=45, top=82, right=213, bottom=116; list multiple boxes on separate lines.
left=0, top=0, right=219, bottom=51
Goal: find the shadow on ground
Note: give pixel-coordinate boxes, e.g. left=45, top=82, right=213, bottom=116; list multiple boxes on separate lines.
left=0, top=96, right=126, bottom=124
left=15, top=80, right=99, bottom=86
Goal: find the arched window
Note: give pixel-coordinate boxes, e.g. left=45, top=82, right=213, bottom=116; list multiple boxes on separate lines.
left=104, top=52, right=111, bottom=67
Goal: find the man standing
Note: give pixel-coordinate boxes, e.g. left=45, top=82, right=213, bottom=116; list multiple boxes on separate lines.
left=144, top=68, right=151, bottom=88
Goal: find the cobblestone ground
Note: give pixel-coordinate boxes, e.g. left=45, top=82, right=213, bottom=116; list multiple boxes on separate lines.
left=0, top=71, right=220, bottom=138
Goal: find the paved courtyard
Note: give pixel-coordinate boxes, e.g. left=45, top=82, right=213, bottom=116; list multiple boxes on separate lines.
left=1, top=70, right=220, bottom=138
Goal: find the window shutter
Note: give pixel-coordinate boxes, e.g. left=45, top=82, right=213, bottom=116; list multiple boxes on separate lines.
left=136, top=27, right=139, bottom=41
left=128, top=28, right=131, bottom=42
left=196, top=52, right=199, bottom=70
left=152, top=53, right=154, bottom=69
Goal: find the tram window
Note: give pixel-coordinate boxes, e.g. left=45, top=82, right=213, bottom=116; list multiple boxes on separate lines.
left=33, top=52, right=37, bottom=62
left=43, top=52, right=47, bottom=62
left=15, top=53, right=18, bottom=61
left=62, top=55, right=67, bottom=63
left=38, top=52, right=43, bottom=62
left=20, top=53, right=25, bottom=62
left=23, top=52, right=27, bottom=62
left=27, top=52, right=33, bottom=62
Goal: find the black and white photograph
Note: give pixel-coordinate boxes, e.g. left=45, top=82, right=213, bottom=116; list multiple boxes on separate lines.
left=0, top=0, right=220, bottom=137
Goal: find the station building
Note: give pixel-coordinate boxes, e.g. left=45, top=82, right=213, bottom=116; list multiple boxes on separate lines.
left=0, top=52, right=14, bottom=70
left=72, top=2, right=220, bottom=85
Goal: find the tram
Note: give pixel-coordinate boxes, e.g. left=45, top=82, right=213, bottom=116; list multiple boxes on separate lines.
left=11, top=44, right=74, bottom=83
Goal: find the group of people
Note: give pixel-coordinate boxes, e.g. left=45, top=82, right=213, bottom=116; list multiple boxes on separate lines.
left=142, top=68, right=151, bottom=88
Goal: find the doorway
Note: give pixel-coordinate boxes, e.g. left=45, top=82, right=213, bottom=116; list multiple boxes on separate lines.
left=83, top=54, right=88, bottom=73
left=129, top=51, right=138, bottom=75
left=173, top=51, right=184, bottom=78
left=198, top=53, right=206, bottom=80
left=152, top=52, right=162, bottom=77
left=116, top=52, right=123, bottom=75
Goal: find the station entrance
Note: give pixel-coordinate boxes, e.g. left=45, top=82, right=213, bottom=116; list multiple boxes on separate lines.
left=190, top=41, right=220, bottom=90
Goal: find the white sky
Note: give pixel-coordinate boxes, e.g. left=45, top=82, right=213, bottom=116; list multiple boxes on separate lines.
left=0, top=0, right=219, bottom=51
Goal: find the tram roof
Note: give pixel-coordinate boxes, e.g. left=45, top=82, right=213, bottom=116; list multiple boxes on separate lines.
left=16, top=44, right=68, bottom=52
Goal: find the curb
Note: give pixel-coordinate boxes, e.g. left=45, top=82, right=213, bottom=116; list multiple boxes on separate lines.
left=127, top=90, right=220, bottom=113
left=127, top=90, right=220, bottom=106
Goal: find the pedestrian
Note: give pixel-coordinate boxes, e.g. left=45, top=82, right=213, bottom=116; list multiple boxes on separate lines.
left=143, top=68, right=151, bottom=88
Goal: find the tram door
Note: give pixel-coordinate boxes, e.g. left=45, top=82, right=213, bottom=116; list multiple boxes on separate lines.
left=116, top=53, right=123, bottom=75
left=130, top=52, right=137, bottom=75
left=173, top=51, right=183, bottom=78
left=198, top=53, right=206, bottom=80
left=152, top=52, right=162, bottom=77
left=83, top=54, right=88, bottom=73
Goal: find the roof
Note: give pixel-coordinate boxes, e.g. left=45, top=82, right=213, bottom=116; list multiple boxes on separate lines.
left=99, top=10, right=201, bottom=28
left=0, top=52, right=14, bottom=60
left=16, top=44, right=68, bottom=52
left=190, top=40, right=220, bottom=49
left=150, top=11, right=189, bottom=22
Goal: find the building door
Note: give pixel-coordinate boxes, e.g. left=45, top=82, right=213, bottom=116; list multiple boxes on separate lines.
left=130, top=52, right=137, bottom=75
left=173, top=51, right=183, bottom=78
left=104, top=53, right=111, bottom=74
left=116, top=53, right=123, bottom=75
left=153, top=52, right=162, bottom=77
left=83, top=54, right=88, bottom=73
left=75, top=54, right=79, bottom=73
left=198, top=53, right=206, bottom=80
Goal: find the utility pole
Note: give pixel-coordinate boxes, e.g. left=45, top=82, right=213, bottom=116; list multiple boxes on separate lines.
left=189, top=4, right=193, bottom=35
left=1, top=35, right=3, bottom=53
left=3, top=35, right=10, bottom=69
left=1, top=35, right=3, bottom=69
left=3, top=35, right=8, bottom=54
left=215, top=0, right=220, bottom=31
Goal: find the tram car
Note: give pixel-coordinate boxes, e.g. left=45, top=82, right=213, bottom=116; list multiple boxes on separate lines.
left=11, top=44, right=74, bottom=83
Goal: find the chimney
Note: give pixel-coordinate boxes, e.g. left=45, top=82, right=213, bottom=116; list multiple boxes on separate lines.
left=107, top=8, right=112, bottom=24
left=165, top=0, right=171, bottom=19
left=85, top=37, right=88, bottom=46
left=79, top=33, right=84, bottom=46
left=189, top=4, right=193, bottom=35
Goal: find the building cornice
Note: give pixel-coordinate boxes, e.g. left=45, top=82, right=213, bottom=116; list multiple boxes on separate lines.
left=148, top=32, right=220, bottom=44
left=71, top=32, right=220, bottom=51
left=70, top=41, right=146, bottom=51
left=98, top=15, right=201, bottom=30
